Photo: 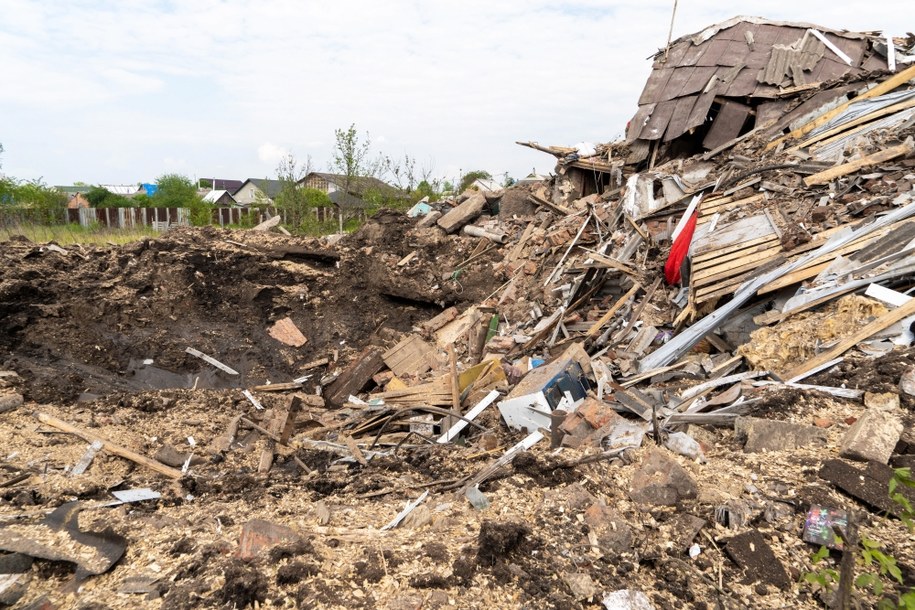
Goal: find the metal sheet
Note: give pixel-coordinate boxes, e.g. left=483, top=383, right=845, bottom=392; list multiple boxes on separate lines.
left=639, top=99, right=678, bottom=141
left=703, top=100, right=752, bottom=150
left=696, top=38, right=732, bottom=66
left=725, top=66, right=761, bottom=97
left=638, top=67, right=675, bottom=105
left=678, top=66, right=718, bottom=98
left=664, top=96, right=701, bottom=142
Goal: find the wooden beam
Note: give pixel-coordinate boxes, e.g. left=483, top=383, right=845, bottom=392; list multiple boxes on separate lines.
left=36, top=413, right=183, bottom=479
left=583, top=283, right=641, bottom=340
left=796, top=96, right=915, bottom=150
left=784, top=297, right=915, bottom=381
left=804, top=139, right=915, bottom=186
left=768, top=63, right=915, bottom=149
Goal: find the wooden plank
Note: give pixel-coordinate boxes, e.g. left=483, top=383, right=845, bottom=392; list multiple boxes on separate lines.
left=36, top=413, right=183, bottom=479
left=768, top=63, right=915, bottom=149
left=692, top=238, right=780, bottom=270
left=583, top=283, right=641, bottom=340
left=697, top=194, right=765, bottom=219
left=796, top=96, right=915, bottom=150
left=382, top=334, right=436, bottom=377
left=268, top=317, right=307, bottom=348
left=693, top=235, right=778, bottom=263
left=692, top=249, right=783, bottom=286
left=785, top=297, right=915, bottom=381
left=803, top=139, right=915, bottom=186
left=325, top=346, right=385, bottom=407
left=692, top=214, right=776, bottom=256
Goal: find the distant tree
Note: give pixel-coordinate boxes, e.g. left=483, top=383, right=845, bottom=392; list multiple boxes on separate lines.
left=153, top=174, right=199, bottom=208
left=274, top=153, right=319, bottom=229
left=459, top=170, right=492, bottom=193
left=0, top=178, right=68, bottom=222
left=0, top=142, right=4, bottom=171
left=198, top=178, right=213, bottom=189
left=331, top=124, right=381, bottom=232
left=504, top=175, right=516, bottom=188
left=86, top=186, right=134, bottom=208
left=154, top=173, right=208, bottom=225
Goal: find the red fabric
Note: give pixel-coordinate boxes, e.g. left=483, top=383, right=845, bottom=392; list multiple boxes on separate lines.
left=665, top=211, right=698, bottom=285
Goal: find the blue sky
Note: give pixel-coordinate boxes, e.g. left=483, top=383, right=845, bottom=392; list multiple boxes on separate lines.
left=1, top=0, right=913, bottom=187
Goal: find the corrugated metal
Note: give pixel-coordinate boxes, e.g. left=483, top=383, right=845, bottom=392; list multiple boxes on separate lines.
left=627, top=16, right=874, bottom=145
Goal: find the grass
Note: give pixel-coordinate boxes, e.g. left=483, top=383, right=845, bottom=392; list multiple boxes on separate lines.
left=0, top=223, right=160, bottom=246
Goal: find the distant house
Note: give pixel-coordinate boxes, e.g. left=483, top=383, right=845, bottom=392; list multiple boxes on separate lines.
left=202, top=189, right=237, bottom=207
left=200, top=178, right=243, bottom=193
left=517, top=170, right=548, bottom=185
left=469, top=178, right=503, bottom=192
left=298, top=172, right=405, bottom=206
left=233, top=178, right=285, bottom=206
left=67, top=193, right=90, bottom=209
left=99, top=184, right=141, bottom=197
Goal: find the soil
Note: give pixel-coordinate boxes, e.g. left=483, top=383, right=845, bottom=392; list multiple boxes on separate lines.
left=2, top=214, right=915, bottom=609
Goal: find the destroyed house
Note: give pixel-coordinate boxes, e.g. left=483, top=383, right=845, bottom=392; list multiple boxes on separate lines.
left=626, top=16, right=893, bottom=161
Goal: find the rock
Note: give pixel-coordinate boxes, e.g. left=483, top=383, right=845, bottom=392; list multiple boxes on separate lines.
left=602, top=589, right=655, bottom=610
left=899, top=366, right=915, bottom=396
left=154, top=444, right=206, bottom=468
left=0, top=393, right=24, bottom=414
left=237, top=519, right=301, bottom=559
left=563, top=572, right=598, bottom=600
left=818, top=459, right=915, bottom=515
left=671, top=514, right=706, bottom=552
left=813, top=418, right=834, bottom=428
left=864, top=391, right=900, bottom=411
left=629, top=449, right=698, bottom=506
left=734, top=417, right=827, bottom=453
left=839, top=411, right=902, bottom=464
left=724, top=530, right=791, bottom=590
left=583, top=503, right=633, bottom=556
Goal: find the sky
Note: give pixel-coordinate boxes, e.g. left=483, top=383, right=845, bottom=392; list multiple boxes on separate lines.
left=1, top=1, right=913, bottom=188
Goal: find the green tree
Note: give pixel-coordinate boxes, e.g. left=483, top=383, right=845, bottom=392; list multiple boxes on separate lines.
left=331, top=124, right=381, bottom=232
left=85, top=186, right=134, bottom=208
left=154, top=173, right=208, bottom=225
left=274, top=153, right=321, bottom=229
left=459, top=170, right=492, bottom=193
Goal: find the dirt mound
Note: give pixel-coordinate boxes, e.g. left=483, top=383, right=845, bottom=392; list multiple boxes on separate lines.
left=0, top=222, right=503, bottom=404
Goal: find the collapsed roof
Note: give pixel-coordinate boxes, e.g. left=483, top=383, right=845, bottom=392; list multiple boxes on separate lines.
left=626, top=16, right=901, bottom=155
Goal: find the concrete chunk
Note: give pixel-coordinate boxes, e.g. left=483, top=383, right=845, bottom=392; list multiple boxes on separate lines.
left=0, top=393, right=24, bottom=414
left=735, top=417, right=827, bottom=453
left=839, top=411, right=903, bottom=464
left=629, top=449, right=698, bottom=506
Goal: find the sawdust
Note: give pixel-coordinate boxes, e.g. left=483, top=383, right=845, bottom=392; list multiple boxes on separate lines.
left=738, top=295, right=889, bottom=375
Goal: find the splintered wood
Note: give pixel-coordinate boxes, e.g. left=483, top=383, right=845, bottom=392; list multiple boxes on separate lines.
left=382, top=334, right=438, bottom=377
left=268, top=317, right=308, bottom=347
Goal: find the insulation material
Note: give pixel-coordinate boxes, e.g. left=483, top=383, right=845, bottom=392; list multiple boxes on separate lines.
left=738, top=295, right=888, bottom=374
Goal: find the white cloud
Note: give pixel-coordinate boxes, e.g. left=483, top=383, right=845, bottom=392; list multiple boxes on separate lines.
left=257, top=143, right=289, bottom=166
left=1, top=0, right=913, bottom=184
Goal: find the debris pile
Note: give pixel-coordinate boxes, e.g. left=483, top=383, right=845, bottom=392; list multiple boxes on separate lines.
left=2, top=15, right=915, bottom=610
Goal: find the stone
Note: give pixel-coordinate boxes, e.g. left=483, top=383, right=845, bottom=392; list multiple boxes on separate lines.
left=812, top=418, right=834, bottom=428
left=839, top=411, right=902, bottom=464
left=734, top=417, right=827, bottom=453
left=237, top=519, right=301, bottom=559
left=864, top=391, right=900, bottom=412
left=0, top=393, right=24, bottom=414
left=671, top=514, right=706, bottom=552
left=724, top=530, right=791, bottom=590
left=583, top=503, right=633, bottom=556
left=629, top=449, right=698, bottom=506
left=899, top=366, right=915, bottom=396
left=578, top=398, right=620, bottom=429
left=818, top=459, right=915, bottom=515
left=563, top=572, right=598, bottom=600
left=602, top=589, right=654, bottom=610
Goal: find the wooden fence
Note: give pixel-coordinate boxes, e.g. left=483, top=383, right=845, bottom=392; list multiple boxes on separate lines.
left=1, top=205, right=365, bottom=231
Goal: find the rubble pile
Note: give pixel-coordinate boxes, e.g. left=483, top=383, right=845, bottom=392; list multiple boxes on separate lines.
left=2, top=15, right=915, bottom=610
